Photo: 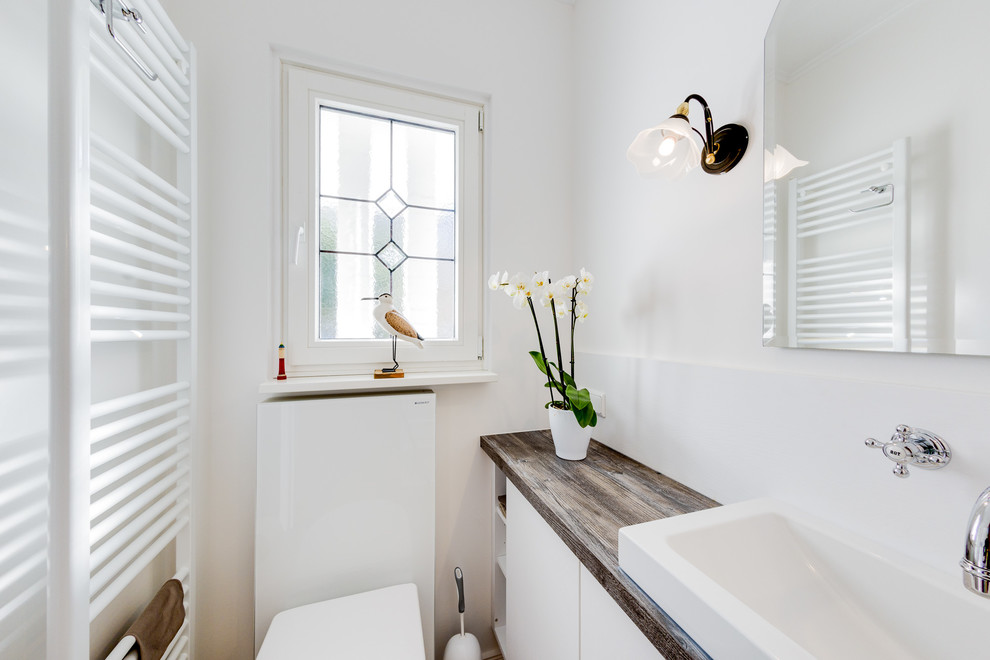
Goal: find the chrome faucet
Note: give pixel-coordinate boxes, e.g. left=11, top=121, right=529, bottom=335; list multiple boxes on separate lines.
left=864, top=425, right=951, bottom=478
left=961, top=486, right=990, bottom=597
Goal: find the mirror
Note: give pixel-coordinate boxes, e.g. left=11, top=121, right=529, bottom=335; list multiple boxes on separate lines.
left=763, top=0, right=990, bottom=355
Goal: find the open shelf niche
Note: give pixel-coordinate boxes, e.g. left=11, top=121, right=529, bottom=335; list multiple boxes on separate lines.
left=492, top=464, right=507, bottom=654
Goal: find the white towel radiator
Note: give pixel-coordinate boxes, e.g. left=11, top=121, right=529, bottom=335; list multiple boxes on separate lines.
left=787, top=138, right=911, bottom=351
left=49, top=0, right=196, bottom=658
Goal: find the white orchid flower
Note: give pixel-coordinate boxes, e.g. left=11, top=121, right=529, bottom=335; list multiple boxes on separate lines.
left=488, top=271, right=507, bottom=290
left=574, top=299, right=589, bottom=322
left=558, top=275, right=577, bottom=293
left=512, top=292, right=530, bottom=310
left=554, top=282, right=573, bottom=316
left=541, top=281, right=569, bottom=316
left=507, top=272, right=531, bottom=298
left=530, top=271, right=550, bottom=290
left=577, top=268, right=594, bottom=294
left=539, top=283, right=558, bottom=308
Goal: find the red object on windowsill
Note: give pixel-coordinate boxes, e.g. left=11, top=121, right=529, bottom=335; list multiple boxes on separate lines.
left=277, top=344, right=287, bottom=380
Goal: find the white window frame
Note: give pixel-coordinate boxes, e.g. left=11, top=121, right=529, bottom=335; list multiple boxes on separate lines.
left=281, top=62, right=484, bottom=376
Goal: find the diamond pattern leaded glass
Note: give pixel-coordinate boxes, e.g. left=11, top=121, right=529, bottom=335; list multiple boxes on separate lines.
left=376, top=241, right=407, bottom=270
left=376, top=190, right=407, bottom=219
left=318, top=105, right=456, bottom=340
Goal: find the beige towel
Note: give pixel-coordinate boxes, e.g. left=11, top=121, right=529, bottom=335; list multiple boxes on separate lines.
left=124, top=579, right=185, bottom=660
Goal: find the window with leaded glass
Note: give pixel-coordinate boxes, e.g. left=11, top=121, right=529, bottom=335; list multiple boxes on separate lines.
left=318, top=107, right=456, bottom=340
left=282, top=64, right=484, bottom=375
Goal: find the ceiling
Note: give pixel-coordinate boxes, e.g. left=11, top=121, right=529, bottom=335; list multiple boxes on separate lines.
left=773, top=0, right=917, bottom=82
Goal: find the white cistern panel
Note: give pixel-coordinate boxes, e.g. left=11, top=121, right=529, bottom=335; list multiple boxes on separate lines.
left=255, top=393, right=436, bottom=657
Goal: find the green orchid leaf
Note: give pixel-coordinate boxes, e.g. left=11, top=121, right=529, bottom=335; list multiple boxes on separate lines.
left=573, top=402, right=597, bottom=428
left=565, top=385, right=592, bottom=410
left=529, top=351, right=548, bottom=375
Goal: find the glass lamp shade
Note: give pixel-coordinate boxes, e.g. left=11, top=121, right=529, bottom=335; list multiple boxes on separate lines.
left=763, top=144, right=809, bottom=183
left=626, top=115, right=704, bottom=179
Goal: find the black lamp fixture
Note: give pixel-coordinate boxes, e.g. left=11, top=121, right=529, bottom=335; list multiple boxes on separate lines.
left=626, top=94, right=749, bottom=178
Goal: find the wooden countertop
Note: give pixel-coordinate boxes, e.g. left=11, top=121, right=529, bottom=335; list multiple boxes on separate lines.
left=481, top=430, right=720, bottom=660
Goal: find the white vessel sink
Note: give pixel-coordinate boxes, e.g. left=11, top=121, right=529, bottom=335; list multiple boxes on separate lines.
left=618, top=499, right=990, bottom=659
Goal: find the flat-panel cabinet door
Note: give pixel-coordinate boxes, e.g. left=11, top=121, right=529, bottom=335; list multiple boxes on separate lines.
left=580, top=565, right=665, bottom=660
left=505, top=481, right=579, bottom=660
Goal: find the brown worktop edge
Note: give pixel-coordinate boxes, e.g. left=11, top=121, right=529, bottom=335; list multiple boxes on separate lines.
left=481, top=431, right=714, bottom=660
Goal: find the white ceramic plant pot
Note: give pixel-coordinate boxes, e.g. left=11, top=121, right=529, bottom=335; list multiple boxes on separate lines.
left=548, top=406, right=592, bottom=461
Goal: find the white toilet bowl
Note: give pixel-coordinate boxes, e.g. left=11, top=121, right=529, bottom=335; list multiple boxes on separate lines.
left=257, top=583, right=426, bottom=659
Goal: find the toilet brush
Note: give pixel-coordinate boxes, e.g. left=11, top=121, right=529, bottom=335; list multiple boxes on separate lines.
left=442, top=567, right=481, bottom=660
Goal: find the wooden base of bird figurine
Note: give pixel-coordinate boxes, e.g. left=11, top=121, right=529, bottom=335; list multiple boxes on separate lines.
left=374, top=368, right=405, bottom=379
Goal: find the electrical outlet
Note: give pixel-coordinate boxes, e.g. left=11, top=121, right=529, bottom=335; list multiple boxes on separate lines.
left=589, top=389, right=606, bottom=419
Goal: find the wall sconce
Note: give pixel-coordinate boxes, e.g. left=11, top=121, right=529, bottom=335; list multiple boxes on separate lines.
left=626, top=94, right=748, bottom=178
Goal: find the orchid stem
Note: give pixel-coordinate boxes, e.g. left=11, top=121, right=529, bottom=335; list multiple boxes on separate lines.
left=550, top=298, right=569, bottom=408
left=570, top=288, right=577, bottom=382
left=528, top=297, right=557, bottom=405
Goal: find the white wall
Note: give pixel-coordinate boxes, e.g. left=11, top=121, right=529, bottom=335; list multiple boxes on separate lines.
left=161, top=0, right=574, bottom=658
left=572, top=0, right=990, bottom=582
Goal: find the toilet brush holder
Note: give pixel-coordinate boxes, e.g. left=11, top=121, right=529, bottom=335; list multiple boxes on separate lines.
left=442, top=567, right=481, bottom=660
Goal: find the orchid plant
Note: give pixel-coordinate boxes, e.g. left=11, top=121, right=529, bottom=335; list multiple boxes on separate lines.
left=489, top=268, right=598, bottom=428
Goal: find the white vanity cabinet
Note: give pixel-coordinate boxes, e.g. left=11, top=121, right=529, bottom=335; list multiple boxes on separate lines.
left=580, top=565, right=664, bottom=660
left=505, top=480, right=580, bottom=659
left=500, top=479, right=664, bottom=659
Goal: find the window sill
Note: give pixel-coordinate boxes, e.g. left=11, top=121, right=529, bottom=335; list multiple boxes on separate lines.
left=258, top=369, right=498, bottom=397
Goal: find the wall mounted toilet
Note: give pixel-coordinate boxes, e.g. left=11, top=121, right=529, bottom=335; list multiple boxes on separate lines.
left=255, top=395, right=437, bottom=657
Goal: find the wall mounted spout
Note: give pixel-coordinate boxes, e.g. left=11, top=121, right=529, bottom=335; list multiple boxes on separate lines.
left=961, top=486, right=990, bottom=597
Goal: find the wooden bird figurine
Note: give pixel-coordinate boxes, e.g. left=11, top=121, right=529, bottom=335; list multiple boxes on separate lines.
left=362, top=293, right=423, bottom=373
